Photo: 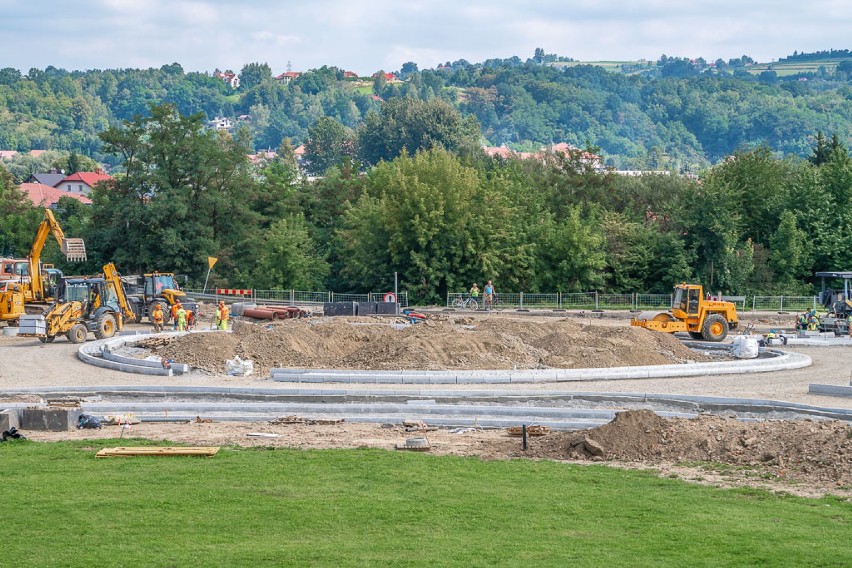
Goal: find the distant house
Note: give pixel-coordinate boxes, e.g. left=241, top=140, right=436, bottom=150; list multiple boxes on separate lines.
left=373, top=72, right=400, bottom=82
left=206, top=117, right=234, bottom=131
left=247, top=149, right=277, bottom=165
left=26, top=171, right=66, bottom=187
left=482, top=143, right=602, bottom=168
left=54, top=170, right=111, bottom=197
left=214, top=71, right=240, bottom=89
left=276, top=71, right=302, bottom=84
left=343, top=71, right=358, bottom=79
left=293, top=144, right=306, bottom=164
left=19, top=183, right=92, bottom=208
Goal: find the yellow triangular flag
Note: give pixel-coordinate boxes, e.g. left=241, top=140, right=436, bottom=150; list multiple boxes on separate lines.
left=208, top=256, right=218, bottom=270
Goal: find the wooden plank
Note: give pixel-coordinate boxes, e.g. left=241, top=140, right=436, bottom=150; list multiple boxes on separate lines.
left=96, top=447, right=220, bottom=457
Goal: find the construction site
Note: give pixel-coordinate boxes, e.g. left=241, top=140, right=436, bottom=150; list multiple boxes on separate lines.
left=1, top=210, right=851, bottom=499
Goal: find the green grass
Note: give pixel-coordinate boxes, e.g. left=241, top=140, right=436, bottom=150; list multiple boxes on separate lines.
left=2, top=439, right=850, bottom=567
left=745, top=58, right=849, bottom=76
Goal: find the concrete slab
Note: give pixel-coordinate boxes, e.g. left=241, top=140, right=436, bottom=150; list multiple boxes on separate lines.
left=20, top=407, right=82, bottom=431
left=1, top=409, right=21, bottom=432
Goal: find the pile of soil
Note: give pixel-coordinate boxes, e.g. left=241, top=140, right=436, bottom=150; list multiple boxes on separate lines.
left=150, top=316, right=708, bottom=375
left=516, top=410, right=852, bottom=488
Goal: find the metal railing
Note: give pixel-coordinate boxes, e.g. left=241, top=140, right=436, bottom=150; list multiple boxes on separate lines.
left=182, top=289, right=409, bottom=308
left=752, top=296, right=817, bottom=312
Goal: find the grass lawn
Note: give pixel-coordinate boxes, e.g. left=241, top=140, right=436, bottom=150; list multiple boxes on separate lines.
left=2, top=439, right=850, bottom=567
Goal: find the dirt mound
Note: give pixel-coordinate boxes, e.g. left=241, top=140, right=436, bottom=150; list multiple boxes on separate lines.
left=152, top=316, right=708, bottom=375
left=551, top=410, right=852, bottom=488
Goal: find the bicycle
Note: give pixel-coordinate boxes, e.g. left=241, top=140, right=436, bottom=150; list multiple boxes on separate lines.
left=452, top=295, right=479, bottom=311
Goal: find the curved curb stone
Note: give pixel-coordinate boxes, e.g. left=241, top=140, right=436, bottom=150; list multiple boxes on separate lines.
left=270, top=348, right=811, bottom=384
left=77, top=331, right=197, bottom=376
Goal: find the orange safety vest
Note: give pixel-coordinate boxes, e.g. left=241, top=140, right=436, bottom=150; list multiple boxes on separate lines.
left=171, top=304, right=181, bottom=319
left=218, top=305, right=229, bottom=321
left=152, top=306, right=164, bottom=323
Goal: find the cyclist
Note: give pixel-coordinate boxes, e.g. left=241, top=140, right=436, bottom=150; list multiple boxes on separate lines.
left=469, top=283, right=480, bottom=298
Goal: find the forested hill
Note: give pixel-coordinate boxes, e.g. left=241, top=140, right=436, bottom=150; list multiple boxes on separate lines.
left=1, top=51, right=851, bottom=169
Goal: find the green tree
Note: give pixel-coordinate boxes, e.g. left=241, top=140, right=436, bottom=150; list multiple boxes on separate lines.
left=769, top=210, right=809, bottom=285
left=304, top=116, right=356, bottom=175
left=340, top=148, right=505, bottom=302
left=239, top=62, right=273, bottom=90
left=0, top=164, right=38, bottom=257
left=357, top=98, right=480, bottom=167
left=249, top=215, right=329, bottom=289
left=92, top=103, right=258, bottom=282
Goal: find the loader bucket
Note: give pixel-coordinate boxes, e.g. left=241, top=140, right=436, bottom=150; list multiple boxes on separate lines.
left=62, top=238, right=87, bottom=262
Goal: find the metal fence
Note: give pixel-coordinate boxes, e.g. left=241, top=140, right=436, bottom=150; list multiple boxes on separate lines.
left=183, top=289, right=409, bottom=308
left=446, top=292, right=818, bottom=312
left=752, top=296, right=817, bottom=312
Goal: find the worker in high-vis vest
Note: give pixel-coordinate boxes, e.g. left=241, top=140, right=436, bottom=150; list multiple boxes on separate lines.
left=151, top=303, right=165, bottom=332
left=216, top=300, right=230, bottom=331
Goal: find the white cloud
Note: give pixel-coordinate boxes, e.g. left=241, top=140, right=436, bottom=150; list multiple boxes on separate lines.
left=0, top=0, right=848, bottom=73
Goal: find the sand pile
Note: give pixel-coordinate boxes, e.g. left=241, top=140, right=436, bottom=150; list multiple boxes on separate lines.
left=547, top=410, right=852, bottom=487
left=150, top=315, right=708, bottom=375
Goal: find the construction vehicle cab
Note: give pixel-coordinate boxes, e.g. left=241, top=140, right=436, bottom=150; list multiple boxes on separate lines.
left=123, top=272, right=196, bottom=324
left=815, top=271, right=852, bottom=335
left=19, top=263, right=137, bottom=344
left=631, top=283, right=739, bottom=342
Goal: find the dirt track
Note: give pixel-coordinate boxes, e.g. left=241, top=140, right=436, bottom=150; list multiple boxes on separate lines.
left=2, top=312, right=851, bottom=498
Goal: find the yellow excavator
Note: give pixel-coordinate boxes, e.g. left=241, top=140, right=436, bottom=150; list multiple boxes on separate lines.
left=0, top=209, right=86, bottom=325
left=630, top=283, right=739, bottom=341
left=18, top=263, right=136, bottom=343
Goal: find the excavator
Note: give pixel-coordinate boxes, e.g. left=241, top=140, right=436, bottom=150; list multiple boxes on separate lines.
left=18, top=263, right=138, bottom=343
left=0, top=209, right=86, bottom=324
left=630, top=283, right=739, bottom=342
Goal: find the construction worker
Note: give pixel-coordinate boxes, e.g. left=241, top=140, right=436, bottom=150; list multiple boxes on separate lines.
left=171, top=301, right=182, bottom=331
left=151, top=303, right=165, bottom=333
left=176, top=304, right=187, bottom=332
left=185, top=308, right=196, bottom=331
left=216, top=300, right=229, bottom=331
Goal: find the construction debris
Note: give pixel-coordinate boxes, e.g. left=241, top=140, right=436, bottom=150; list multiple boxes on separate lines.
left=269, top=415, right=345, bottom=426
left=395, top=437, right=432, bottom=452
left=506, top=425, right=550, bottom=437
left=96, top=446, right=220, bottom=457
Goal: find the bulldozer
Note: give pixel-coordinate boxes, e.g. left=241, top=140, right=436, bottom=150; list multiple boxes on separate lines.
left=0, top=209, right=86, bottom=324
left=121, top=272, right=197, bottom=324
left=630, top=283, right=739, bottom=341
left=18, top=263, right=137, bottom=344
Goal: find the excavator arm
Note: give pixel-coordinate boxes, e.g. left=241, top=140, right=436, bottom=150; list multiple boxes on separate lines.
left=102, top=263, right=136, bottom=323
left=27, top=209, right=87, bottom=301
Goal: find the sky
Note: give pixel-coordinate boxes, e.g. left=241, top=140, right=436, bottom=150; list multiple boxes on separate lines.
left=1, top=0, right=849, bottom=75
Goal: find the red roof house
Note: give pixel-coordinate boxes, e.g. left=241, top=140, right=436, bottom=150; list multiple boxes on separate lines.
left=19, top=183, right=92, bottom=208
left=54, top=170, right=111, bottom=196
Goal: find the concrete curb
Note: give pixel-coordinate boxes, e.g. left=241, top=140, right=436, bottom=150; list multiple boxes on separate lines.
left=3, top=386, right=849, bottom=423
left=808, top=384, right=852, bottom=398
left=270, top=348, right=811, bottom=384
left=77, top=332, right=194, bottom=376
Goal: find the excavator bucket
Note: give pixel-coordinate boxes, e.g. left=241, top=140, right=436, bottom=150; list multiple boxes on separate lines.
left=62, top=238, right=87, bottom=262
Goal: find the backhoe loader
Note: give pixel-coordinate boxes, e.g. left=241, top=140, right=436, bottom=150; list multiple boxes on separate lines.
left=18, top=263, right=137, bottom=344
left=0, top=210, right=86, bottom=324
left=630, top=283, right=739, bottom=341
left=122, top=272, right=197, bottom=324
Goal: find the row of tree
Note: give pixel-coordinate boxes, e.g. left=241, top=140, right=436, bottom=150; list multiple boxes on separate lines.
left=2, top=103, right=850, bottom=303
left=1, top=50, right=851, bottom=172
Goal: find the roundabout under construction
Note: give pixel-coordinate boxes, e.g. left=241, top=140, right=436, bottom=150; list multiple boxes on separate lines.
left=2, top=312, right=851, bottom=497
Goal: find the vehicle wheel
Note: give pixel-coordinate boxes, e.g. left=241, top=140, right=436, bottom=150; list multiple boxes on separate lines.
left=149, top=301, right=169, bottom=324
left=452, top=297, right=464, bottom=310
left=132, top=303, right=143, bottom=324
left=701, top=314, right=729, bottom=342
left=470, top=299, right=478, bottom=311
left=688, top=332, right=704, bottom=340
left=67, top=324, right=87, bottom=344
left=94, top=313, right=117, bottom=340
